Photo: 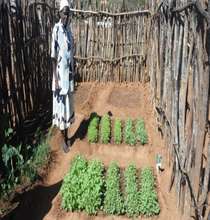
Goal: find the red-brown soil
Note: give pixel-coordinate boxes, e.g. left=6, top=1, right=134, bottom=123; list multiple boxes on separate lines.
left=5, top=83, right=184, bottom=220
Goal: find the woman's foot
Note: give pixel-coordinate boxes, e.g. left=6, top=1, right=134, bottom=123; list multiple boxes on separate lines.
left=66, top=138, right=72, bottom=147
left=62, top=140, right=70, bottom=153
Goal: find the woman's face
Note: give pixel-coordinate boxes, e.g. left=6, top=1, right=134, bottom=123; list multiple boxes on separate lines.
left=60, top=6, right=70, bottom=27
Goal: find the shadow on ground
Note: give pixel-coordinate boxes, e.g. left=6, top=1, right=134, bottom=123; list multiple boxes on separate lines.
left=70, top=112, right=101, bottom=145
left=3, top=181, right=62, bottom=220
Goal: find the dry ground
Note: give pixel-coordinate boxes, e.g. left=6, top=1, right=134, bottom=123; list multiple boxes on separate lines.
left=6, top=83, right=183, bottom=220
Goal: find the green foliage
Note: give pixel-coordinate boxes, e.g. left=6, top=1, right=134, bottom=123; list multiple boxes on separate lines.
left=60, top=155, right=88, bottom=211
left=1, top=143, right=24, bottom=196
left=113, top=119, right=122, bottom=144
left=61, top=156, right=104, bottom=214
left=124, top=119, right=136, bottom=146
left=80, top=159, right=104, bottom=214
left=139, top=168, right=160, bottom=216
left=100, top=114, right=111, bottom=144
left=24, top=140, right=50, bottom=181
left=60, top=157, right=160, bottom=218
left=135, top=118, right=148, bottom=145
left=104, top=162, right=124, bottom=215
left=0, top=127, right=50, bottom=198
left=32, top=140, right=50, bottom=169
left=88, top=116, right=100, bottom=143
left=124, top=164, right=140, bottom=217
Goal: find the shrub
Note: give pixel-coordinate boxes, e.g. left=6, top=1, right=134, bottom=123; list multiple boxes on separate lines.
left=88, top=116, right=100, bottom=143
left=100, top=114, right=111, bottom=144
left=60, top=155, right=87, bottom=211
left=113, top=119, right=122, bottom=144
left=80, top=159, right=104, bottom=214
left=124, top=164, right=140, bottom=217
left=23, top=140, right=50, bottom=182
left=124, top=119, right=136, bottom=146
left=32, top=140, right=50, bottom=169
left=135, top=118, right=148, bottom=145
left=104, top=162, right=124, bottom=215
left=0, top=128, right=50, bottom=198
left=139, top=168, right=160, bottom=216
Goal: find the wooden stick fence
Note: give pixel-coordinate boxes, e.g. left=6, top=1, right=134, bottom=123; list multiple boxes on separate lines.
left=71, top=1, right=150, bottom=82
left=147, top=0, right=210, bottom=219
left=0, top=1, right=209, bottom=220
left=0, top=0, right=150, bottom=131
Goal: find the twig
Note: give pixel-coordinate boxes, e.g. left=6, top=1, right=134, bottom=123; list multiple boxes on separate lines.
left=74, top=54, right=144, bottom=63
left=172, top=1, right=195, bottom=13
left=173, top=143, right=201, bottom=219
left=70, top=8, right=151, bottom=17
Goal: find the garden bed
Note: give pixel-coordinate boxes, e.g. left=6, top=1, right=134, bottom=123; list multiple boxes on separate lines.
left=87, top=113, right=148, bottom=146
left=59, top=155, right=160, bottom=218
left=5, top=83, right=182, bottom=220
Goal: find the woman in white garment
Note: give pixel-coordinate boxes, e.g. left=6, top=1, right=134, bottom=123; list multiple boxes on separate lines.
left=51, top=0, right=75, bottom=153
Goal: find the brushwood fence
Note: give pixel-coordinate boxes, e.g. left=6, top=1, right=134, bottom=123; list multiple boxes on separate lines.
left=148, top=0, right=210, bottom=219
left=72, top=8, right=150, bottom=82
left=0, top=1, right=210, bottom=220
left=0, top=0, right=150, bottom=132
left=0, top=0, right=55, bottom=134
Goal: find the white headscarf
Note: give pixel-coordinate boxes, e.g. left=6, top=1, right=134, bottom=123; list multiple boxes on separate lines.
left=59, top=0, right=70, bottom=11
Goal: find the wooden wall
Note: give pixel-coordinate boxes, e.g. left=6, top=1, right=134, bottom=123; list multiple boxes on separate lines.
left=0, top=0, right=56, bottom=130
left=147, top=0, right=210, bottom=219
left=72, top=8, right=150, bottom=82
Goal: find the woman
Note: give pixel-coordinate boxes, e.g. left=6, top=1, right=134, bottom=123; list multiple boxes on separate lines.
left=51, top=0, right=75, bottom=153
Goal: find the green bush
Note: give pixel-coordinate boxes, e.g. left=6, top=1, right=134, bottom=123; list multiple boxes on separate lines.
left=124, top=164, right=140, bottom=217
left=100, top=114, right=111, bottom=144
left=104, top=162, right=124, bottom=215
left=135, top=118, right=148, bottom=145
left=113, top=119, right=122, bottom=144
left=60, top=155, right=87, bottom=211
left=80, top=159, right=104, bottom=214
left=32, top=140, right=50, bottom=169
left=88, top=116, right=99, bottom=143
left=139, top=168, right=160, bottom=216
left=23, top=140, right=50, bottom=182
left=0, top=128, right=50, bottom=198
left=1, top=143, right=25, bottom=196
left=124, top=119, right=136, bottom=146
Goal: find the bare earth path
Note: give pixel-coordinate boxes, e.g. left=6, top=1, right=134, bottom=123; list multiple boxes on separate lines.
left=8, top=83, right=183, bottom=220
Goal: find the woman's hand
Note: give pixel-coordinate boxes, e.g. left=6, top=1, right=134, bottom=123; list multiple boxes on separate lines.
left=55, top=78, right=59, bottom=89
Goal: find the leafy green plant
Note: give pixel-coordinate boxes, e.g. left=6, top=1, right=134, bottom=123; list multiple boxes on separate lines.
left=139, top=168, right=160, bottom=216
left=124, top=164, right=140, bottom=217
left=88, top=116, right=100, bottom=143
left=104, top=162, right=124, bottom=215
left=60, top=155, right=87, bottom=211
left=32, top=140, right=50, bottom=169
left=135, top=118, right=148, bottom=145
left=124, top=119, right=136, bottom=146
left=1, top=143, right=24, bottom=196
left=0, top=126, right=51, bottom=199
left=100, top=114, right=111, bottom=144
left=113, top=119, right=122, bottom=144
left=80, top=159, right=104, bottom=215
left=23, top=140, right=50, bottom=181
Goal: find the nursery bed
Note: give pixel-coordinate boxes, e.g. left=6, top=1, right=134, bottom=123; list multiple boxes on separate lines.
left=6, top=83, right=182, bottom=220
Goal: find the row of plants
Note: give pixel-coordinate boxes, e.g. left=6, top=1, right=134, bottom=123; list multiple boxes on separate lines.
left=60, top=155, right=160, bottom=217
left=60, top=156, right=104, bottom=214
left=87, top=114, right=148, bottom=145
left=87, top=114, right=100, bottom=143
